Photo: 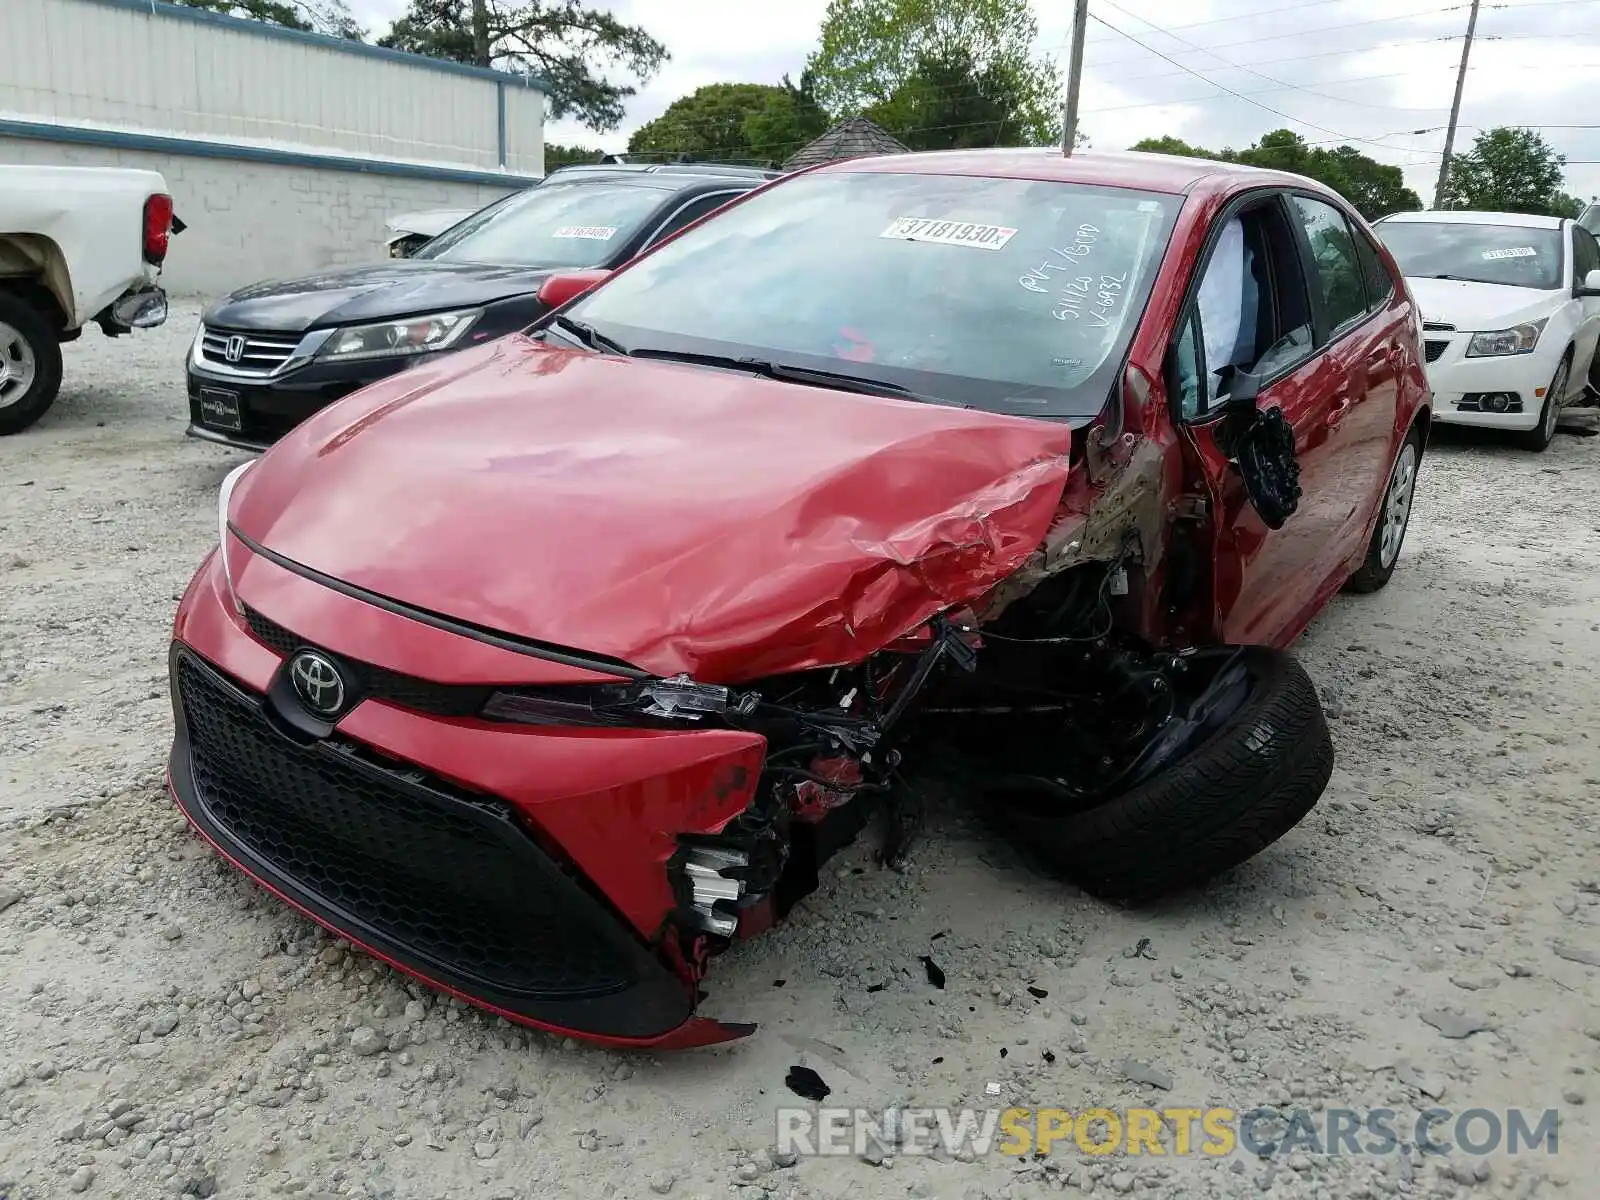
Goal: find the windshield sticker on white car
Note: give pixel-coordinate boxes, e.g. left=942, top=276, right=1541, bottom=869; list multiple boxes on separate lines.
left=1481, top=246, right=1537, bottom=260
left=553, top=225, right=618, bottom=240
left=880, top=217, right=1018, bottom=250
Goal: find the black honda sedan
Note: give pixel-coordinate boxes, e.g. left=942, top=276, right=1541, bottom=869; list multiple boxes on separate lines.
left=184, top=168, right=771, bottom=451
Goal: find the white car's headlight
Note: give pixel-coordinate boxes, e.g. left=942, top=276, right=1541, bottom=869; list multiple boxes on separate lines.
left=218, top=459, right=256, bottom=612
left=1466, top=319, right=1546, bottom=358
left=314, top=309, right=481, bottom=363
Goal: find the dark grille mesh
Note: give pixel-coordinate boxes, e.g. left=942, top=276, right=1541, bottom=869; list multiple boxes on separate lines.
left=176, top=653, right=635, bottom=999
left=241, top=606, right=491, bottom=718
left=1424, top=340, right=1448, bottom=363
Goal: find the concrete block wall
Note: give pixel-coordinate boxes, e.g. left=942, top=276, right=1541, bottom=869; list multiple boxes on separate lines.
left=0, top=137, right=523, bottom=298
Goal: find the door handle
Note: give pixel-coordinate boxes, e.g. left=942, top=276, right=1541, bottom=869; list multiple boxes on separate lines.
left=1367, top=342, right=1396, bottom=369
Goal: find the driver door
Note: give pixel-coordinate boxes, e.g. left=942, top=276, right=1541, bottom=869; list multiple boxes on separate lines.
left=1571, top=225, right=1600, bottom=380
left=1170, top=192, right=1348, bottom=647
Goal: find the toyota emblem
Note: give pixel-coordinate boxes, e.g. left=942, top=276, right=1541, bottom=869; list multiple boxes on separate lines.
left=288, top=651, right=346, bottom=717
left=224, top=334, right=247, bottom=363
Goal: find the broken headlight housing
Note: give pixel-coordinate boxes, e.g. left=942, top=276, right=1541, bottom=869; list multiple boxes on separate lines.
left=480, top=674, right=761, bottom=728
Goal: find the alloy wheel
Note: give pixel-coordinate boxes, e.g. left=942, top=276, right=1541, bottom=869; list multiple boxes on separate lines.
left=0, top=320, right=38, bottom=410
left=1378, top=442, right=1417, bottom=569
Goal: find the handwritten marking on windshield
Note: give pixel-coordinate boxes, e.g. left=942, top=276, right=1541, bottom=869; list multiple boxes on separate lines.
left=1481, top=246, right=1537, bottom=260
left=1019, top=224, right=1102, bottom=295
left=880, top=217, right=1018, bottom=250
left=553, top=226, right=618, bottom=240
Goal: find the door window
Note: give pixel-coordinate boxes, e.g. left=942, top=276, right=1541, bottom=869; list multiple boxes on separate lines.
left=644, top=192, right=741, bottom=248
left=1292, top=196, right=1369, bottom=335
left=1352, top=227, right=1394, bottom=312
left=1573, top=225, right=1600, bottom=284
left=1171, top=197, right=1316, bottom=420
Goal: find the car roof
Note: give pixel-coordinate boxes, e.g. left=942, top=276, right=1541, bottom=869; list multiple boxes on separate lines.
left=810, top=147, right=1334, bottom=196
left=1377, top=209, right=1566, bottom=229
left=545, top=162, right=779, bottom=182
left=536, top=169, right=763, bottom=197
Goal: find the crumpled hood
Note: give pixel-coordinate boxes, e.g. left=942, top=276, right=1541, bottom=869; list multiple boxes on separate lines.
left=1404, top=276, right=1562, bottom=332
left=232, top=335, right=1075, bottom=683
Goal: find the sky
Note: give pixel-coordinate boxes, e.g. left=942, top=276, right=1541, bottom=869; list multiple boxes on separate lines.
left=348, top=0, right=1600, bottom=204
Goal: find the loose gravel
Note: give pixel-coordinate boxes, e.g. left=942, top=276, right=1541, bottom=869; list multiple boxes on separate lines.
left=2, top=304, right=1599, bottom=1198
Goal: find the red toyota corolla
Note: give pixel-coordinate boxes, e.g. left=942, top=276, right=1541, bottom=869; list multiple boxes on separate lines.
left=169, top=149, right=1430, bottom=1049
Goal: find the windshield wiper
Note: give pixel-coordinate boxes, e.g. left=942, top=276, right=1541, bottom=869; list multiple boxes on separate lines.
left=548, top=315, right=630, bottom=356
left=627, top=348, right=970, bottom=408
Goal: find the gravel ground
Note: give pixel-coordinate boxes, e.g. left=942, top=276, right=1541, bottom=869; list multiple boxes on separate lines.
left=2, top=303, right=1599, bottom=1200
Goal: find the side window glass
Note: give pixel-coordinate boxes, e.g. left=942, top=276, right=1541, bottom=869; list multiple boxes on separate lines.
left=1573, top=227, right=1600, bottom=282
left=648, top=194, right=734, bottom=247
left=1292, top=196, right=1368, bottom=333
left=1172, top=311, right=1202, bottom=421
left=1353, top=228, right=1393, bottom=312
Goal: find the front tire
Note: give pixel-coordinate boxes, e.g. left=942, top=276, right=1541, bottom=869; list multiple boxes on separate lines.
left=1346, top=426, right=1421, bottom=594
left=983, top=648, right=1333, bottom=902
left=1515, top=353, right=1568, bottom=453
left=0, top=292, right=64, bottom=435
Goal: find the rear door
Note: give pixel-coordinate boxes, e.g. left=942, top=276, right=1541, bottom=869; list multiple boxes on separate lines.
left=1170, top=190, right=1347, bottom=646
left=1288, top=193, right=1405, bottom=559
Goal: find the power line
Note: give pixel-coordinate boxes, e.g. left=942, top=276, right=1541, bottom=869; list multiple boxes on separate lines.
left=1093, top=0, right=1451, bottom=113
left=1086, top=5, right=1470, bottom=69
left=1086, top=9, right=1445, bottom=156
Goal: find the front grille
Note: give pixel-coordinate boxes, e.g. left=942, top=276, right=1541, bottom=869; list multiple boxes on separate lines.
left=1422, top=321, right=1456, bottom=332
left=242, top=605, right=491, bottom=718
left=175, top=653, right=636, bottom=999
left=1424, top=339, right=1448, bottom=363
left=199, top=326, right=302, bottom=375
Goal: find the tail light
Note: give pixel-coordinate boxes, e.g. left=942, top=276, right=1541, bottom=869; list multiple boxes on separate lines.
left=143, top=193, right=175, bottom=264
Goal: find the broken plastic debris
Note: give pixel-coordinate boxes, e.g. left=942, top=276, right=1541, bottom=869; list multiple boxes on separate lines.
left=1027, top=985, right=1048, bottom=1000
left=984, top=1081, right=1002, bottom=1097
left=919, top=956, right=946, bottom=989
left=638, top=674, right=759, bottom=720
left=785, top=1065, right=831, bottom=1102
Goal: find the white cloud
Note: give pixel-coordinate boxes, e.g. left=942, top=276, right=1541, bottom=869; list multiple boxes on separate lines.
left=349, top=0, right=1600, bottom=203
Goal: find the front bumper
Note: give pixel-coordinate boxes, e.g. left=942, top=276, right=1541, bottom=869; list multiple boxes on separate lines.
left=1422, top=333, right=1555, bottom=431
left=166, top=545, right=763, bottom=1047
left=185, top=356, right=409, bottom=452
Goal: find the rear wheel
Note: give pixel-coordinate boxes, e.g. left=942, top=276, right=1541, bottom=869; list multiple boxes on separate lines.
left=1346, top=426, right=1421, bottom=594
left=0, top=292, right=63, bottom=435
left=979, top=647, right=1333, bottom=902
left=1515, top=353, right=1568, bottom=453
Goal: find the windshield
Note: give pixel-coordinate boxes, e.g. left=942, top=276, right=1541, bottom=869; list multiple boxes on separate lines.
left=1376, top=221, right=1564, bottom=289
left=415, top=182, right=668, bottom=268
left=564, top=171, right=1182, bottom=418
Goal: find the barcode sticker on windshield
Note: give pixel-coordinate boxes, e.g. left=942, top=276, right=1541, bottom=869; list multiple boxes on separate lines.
left=880, top=217, right=1018, bottom=251
left=1481, top=246, right=1537, bottom=260
left=553, top=225, right=618, bottom=240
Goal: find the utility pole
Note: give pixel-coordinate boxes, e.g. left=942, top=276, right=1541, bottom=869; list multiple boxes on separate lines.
left=1432, top=0, right=1480, bottom=209
left=1062, top=0, right=1090, bottom=156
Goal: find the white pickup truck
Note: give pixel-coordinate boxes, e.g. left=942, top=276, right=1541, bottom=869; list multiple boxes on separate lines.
left=0, top=164, right=177, bottom=434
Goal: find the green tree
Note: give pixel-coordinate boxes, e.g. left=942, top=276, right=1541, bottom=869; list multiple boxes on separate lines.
left=1129, top=135, right=1208, bottom=158
left=173, top=0, right=362, bottom=34
left=1132, top=128, right=1421, bottom=220
left=378, top=0, right=668, bottom=132
left=806, top=0, right=1062, bottom=146
left=545, top=142, right=608, bottom=167
left=1440, top=127, right=1573, bottom=216
left=743, top=74, right=832, bottom=163
left=868, top=46, right=1021, bottom=149
left=627, top=78, right=830, bottom=165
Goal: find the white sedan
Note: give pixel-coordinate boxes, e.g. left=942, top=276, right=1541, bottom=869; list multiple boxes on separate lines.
left=1373, top=209, right=1600, bottom=450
